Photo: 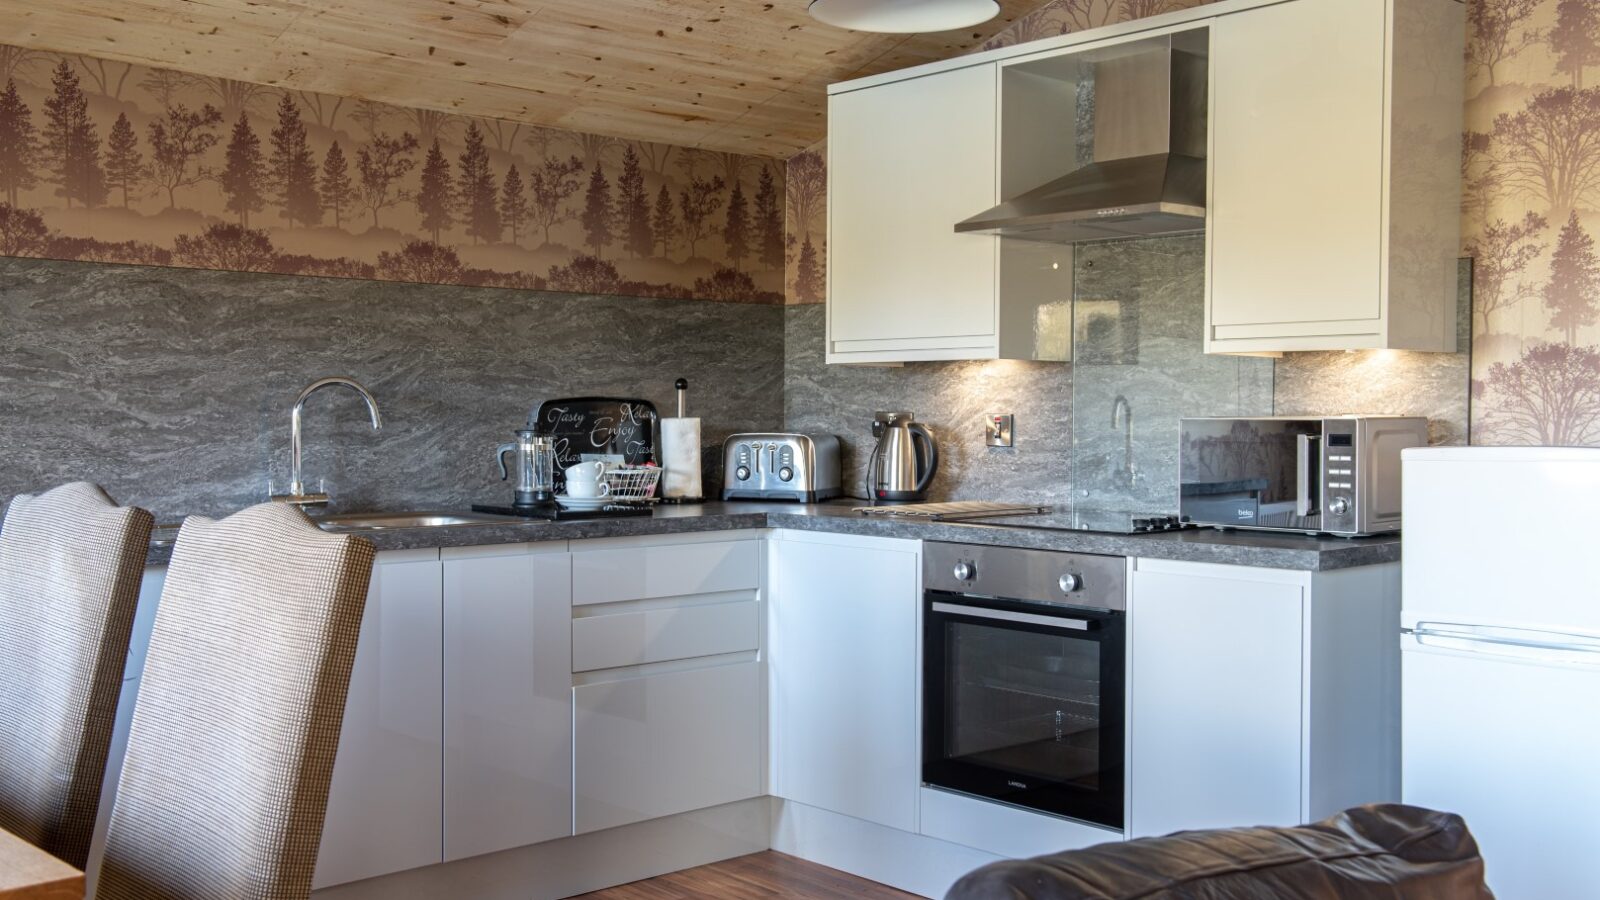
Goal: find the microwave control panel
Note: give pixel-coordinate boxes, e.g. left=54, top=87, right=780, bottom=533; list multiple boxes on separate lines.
left=1322, top=424, right=1357, bottom=529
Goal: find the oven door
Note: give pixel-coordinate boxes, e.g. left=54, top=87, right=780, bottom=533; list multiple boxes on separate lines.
left=923, top=592, right=1125, bottom=829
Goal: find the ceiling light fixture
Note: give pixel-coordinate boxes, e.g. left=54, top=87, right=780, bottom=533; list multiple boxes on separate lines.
left=808, top=0, right=1000, bottom=33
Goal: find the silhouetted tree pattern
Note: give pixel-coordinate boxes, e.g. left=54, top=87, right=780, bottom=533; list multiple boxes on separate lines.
left=785, top=150, right=824, bottom=243
left=1483, top=342, right=1600, bottom=444
left=0, top=201, right=48, bottom=256
left=104, top=112, right=142, bottom=208
left=377, top=239, right=464, bottom=282
left=1492, top=86, right=1600, bottom=220
left=269, top=92, right=320, bottom=227
left=1554, top=0, right=1600, bottom=88
left=42, top=60, right=105, bottom=208
left=547, top=254, right=621, bottom=294
left=356, top=130, right=418, bottom=229
left=794, top=237, right=823, bottom=304
left=1467, top=211, right=1547, bottom=334
left=678, top=175, right=724, bottom=260
left=221, top=112, right=265, bottom=226
left=1545, top=210, right=1600, bottom=344
left=755, top=166, right=782, bottom=271
left=456, top=122, right=499, bottom=244
left=581, top=163, right=614, bottom=258
left=0, top=40, right=782, bottom=304
left=501, top=163, right=528, bottom=246
left=723, top=181, right=749, bottom=271
left=617, top=145, right=650, bottom=259
left=1469, top=0, right=1542, bottom=86
left=0, top=79, right=38, bottom=206
left=320, top=141, right=355, bottom=229
left=147, top=103, right=222, bottom=209
left=416, top=139, right=453, bottom=243
left=172, top=222, right=276, bottom=271
left=528, top=154, right=584, bottom=248
left=652, top=183, right=676, bottom=258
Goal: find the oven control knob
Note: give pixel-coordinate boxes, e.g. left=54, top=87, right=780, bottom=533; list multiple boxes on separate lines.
left=953, top=561, right=976, bottom=582
left=1328, top=497, right=1351, bottom=515
left=735, top=465, right=751, bottom=481
left=1059, top=573, right=1082, bottom=593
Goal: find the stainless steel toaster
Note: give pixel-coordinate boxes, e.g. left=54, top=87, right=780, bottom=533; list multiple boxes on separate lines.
left=722, top=433, right=841, bottom=503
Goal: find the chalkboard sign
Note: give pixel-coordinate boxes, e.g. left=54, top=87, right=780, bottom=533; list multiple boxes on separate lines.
left=531, top=397, right=658, bottom=491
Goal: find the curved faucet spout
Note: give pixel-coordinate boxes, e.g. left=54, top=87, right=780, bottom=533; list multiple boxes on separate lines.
left=281, top=377, right=384, bottom=504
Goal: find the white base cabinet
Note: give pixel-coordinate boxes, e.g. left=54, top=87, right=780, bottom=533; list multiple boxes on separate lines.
left=574, top=661, right=763, bottom=834
left=1127, top=557, right=1401, bottom=838
left=443, top=544, right=573, bottom=861
left=314, top=550, right=445, bottom=889
left=768, top=531, right=921, bottom=833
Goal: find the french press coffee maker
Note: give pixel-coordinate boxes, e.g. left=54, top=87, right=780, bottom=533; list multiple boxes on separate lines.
left=496, top=428, right=557, bottom=510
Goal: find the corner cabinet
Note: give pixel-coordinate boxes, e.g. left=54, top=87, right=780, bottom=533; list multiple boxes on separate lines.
left=1205, top=0, right=1464, bottom=352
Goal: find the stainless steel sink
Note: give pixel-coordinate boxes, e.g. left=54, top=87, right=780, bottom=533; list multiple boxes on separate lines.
left=315, top=511, right=524, bottom=532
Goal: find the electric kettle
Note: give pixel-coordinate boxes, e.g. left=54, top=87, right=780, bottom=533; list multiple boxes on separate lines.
left=866, top=411, right=939, bottom=503
left=497, top=428, right=557, bottom=509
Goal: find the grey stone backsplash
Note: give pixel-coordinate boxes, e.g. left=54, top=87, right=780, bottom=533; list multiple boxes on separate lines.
left=0, top=258, right=783, bottom=522
left=784, top=303, right=1075, bottom=508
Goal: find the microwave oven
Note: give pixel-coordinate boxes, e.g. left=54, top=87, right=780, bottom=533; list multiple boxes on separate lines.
left=1178, top=416, right=1428, bottom=536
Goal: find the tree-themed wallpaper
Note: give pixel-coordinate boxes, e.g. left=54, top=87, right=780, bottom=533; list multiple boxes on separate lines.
left=0, top=45, right=785, bottom=303
left=1462, top=0, right=1600, bottom=444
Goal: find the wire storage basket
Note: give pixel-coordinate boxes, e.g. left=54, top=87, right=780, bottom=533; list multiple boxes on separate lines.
left=605, top=466, right=662, bottom=503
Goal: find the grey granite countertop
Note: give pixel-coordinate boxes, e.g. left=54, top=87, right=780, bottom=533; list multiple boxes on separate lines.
left=145, top=501, right=1400, bottom=571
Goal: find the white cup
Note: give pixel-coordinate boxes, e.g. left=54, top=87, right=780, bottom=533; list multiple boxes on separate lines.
left=565, top=479, right=610, bottom=499
left=566, top=461, right=608, bottom=483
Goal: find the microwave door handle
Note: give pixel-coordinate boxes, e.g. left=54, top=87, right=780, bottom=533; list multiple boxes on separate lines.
left=1296, top=434, right=1321, bottom=518
left=932, top=602, right=1091, bottom=631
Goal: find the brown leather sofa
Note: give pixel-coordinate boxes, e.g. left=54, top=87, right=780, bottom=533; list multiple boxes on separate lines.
left=945, top=804, right=1492, bottom=899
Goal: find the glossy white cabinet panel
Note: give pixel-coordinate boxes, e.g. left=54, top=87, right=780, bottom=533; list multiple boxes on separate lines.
left=827, top=64, right=1001, bottom=363
left=571, top=540, right=757, bottom=606
left=1129, top=561, right=1304, bottom=838
left=1206, top=0, right=1462, bottom=352
left=572, top=598, right=759, bottom=672
left=443, top=546, right=573, bottom=861
left=314, top=551, right=444, bottom=889
left=573, top=661, right=763, bottom=835
left=768, top=534, right=920, bottom=832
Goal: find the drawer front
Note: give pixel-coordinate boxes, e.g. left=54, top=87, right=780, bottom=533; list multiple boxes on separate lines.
left=573, top=661, right=762, bottom=834
left=572, top=599, right=758, bottom=672
left=572, top=540, right=758, bottom=606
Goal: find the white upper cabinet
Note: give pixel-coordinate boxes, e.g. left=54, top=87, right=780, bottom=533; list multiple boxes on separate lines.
left=829, top=64, right=1072, bottom=364
left=1206, top=0, right=1464, bottom=352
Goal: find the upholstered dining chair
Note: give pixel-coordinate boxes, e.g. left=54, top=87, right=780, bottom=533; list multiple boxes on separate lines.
left=95, top=503, right=375, bottom=900
left=0, top=482, right=155, bottom=871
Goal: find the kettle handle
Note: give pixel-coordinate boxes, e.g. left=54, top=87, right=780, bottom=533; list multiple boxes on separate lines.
left=910, top=424, right=939, bottom=494
left=496, top=443, right=516, bottom=481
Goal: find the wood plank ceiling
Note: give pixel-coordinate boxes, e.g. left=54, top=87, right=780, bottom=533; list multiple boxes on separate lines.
left=0, top=0, right=1040, bottom=158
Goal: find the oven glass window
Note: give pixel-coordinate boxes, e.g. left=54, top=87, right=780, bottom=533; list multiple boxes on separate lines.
left=943, top=620, right=1103, bottom=789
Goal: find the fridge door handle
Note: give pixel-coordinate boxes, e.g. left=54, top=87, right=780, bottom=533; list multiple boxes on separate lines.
left=1404, top=622, right=1600, bottom=659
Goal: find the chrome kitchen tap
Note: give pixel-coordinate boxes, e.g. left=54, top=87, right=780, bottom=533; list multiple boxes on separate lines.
left=1111, top=395, right=1135, bottom=489
left=271, top=377, right=383, bottom=508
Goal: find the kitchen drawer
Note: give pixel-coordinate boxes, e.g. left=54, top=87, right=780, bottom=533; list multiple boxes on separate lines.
left=572, top=598, right=758, bottom=672
left=573, top=660, right=762, bottom=834
left=572, top=540, right=758, bottom=606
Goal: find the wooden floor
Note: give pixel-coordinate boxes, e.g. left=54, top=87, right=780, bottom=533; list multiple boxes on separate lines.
left=572, top=852, right=919, bottom=899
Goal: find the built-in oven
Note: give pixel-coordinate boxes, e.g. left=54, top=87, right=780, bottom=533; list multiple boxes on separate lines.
left=923, top=542, right=1126, bottom=830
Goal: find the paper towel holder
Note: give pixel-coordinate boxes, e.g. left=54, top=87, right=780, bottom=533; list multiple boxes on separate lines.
left=660, top=377, right=706, bottom=505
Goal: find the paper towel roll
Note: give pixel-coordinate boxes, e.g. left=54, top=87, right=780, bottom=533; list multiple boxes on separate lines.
left=659, top=417, right=703, bottom=500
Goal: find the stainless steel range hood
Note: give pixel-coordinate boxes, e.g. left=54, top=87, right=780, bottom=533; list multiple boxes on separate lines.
left=957, top=38, right=1208, bottom=244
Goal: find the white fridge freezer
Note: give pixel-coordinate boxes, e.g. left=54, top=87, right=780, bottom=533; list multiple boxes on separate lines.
left=1402, top=446, right=1600, bottom=898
